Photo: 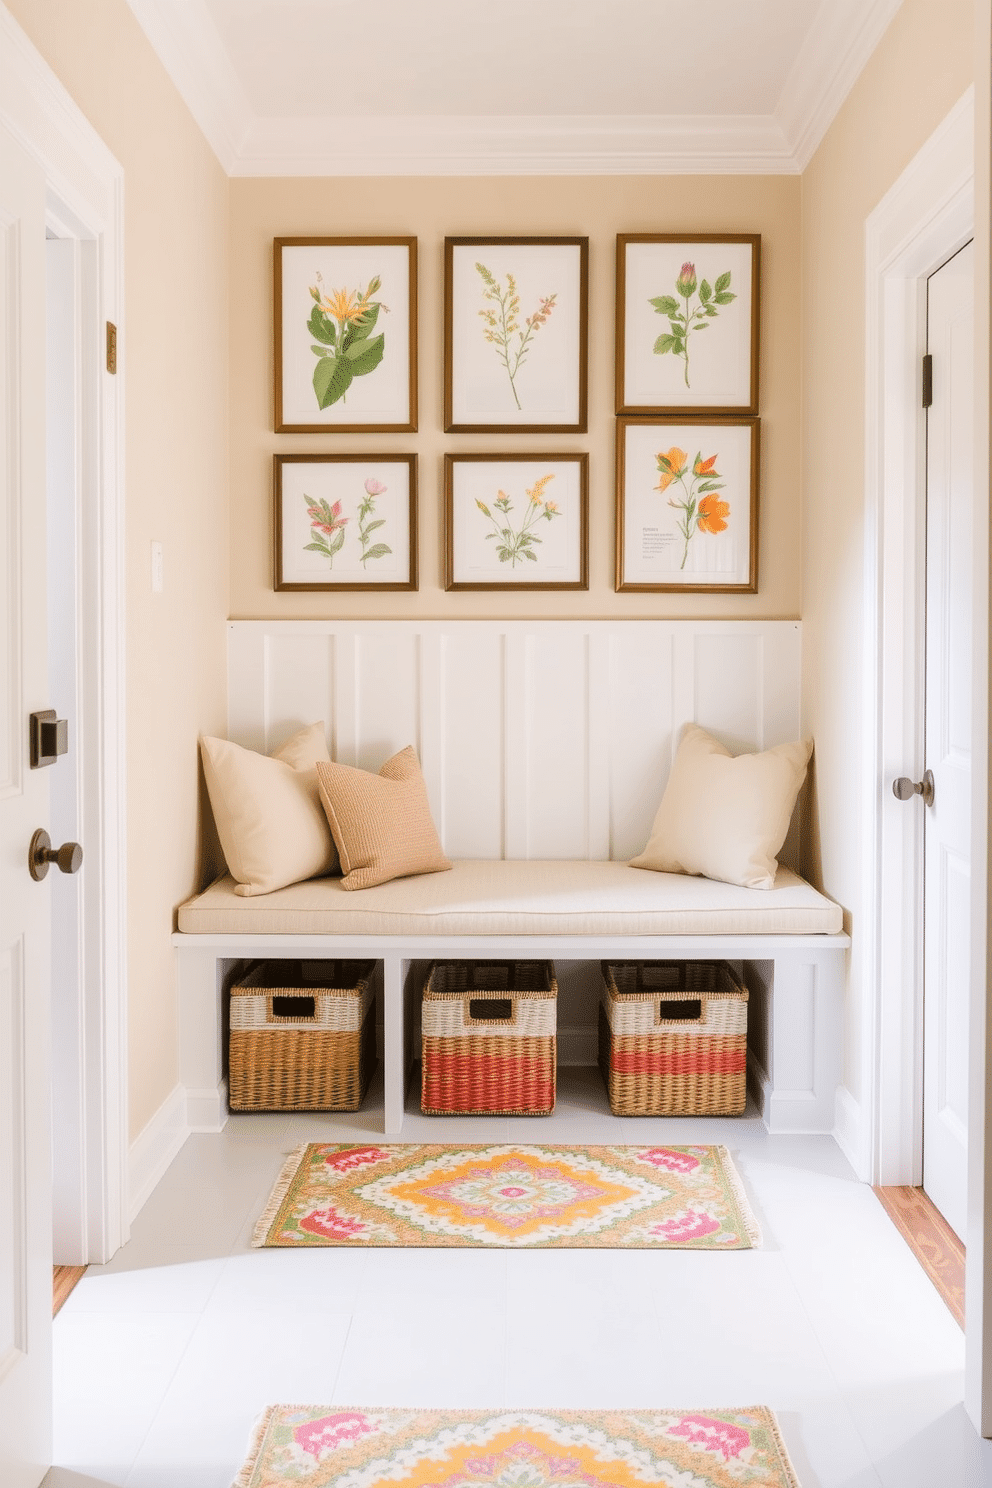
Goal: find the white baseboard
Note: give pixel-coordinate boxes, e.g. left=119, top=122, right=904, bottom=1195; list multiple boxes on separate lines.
left=128, top=1084, right=190, bottom=1223
left=834, top=1084, right=870, bottom=1180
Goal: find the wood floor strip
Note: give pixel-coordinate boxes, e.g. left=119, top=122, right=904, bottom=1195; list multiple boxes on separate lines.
left=874, top=1185, right=964, bottom=1329
left=53, top=1264, right=87, bottom=1317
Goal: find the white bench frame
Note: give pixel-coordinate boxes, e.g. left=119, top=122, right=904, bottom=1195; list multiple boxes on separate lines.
left=173, top=929, right=850, bottom=1136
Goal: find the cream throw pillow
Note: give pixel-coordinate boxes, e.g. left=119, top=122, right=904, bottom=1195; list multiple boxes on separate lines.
left=200, top=722, right=339, bottom=897
left=630, top=722, right=812, bottom=890
left=316, top=745, right=451, bottom=891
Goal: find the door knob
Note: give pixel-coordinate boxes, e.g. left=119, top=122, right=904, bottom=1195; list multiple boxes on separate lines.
left=28, top=828, right=83, bottom=881
left=892, top=770, right=935, bottom=808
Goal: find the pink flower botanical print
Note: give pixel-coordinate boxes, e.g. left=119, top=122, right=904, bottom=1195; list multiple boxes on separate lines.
left=303, top=493, right=348, bottom=568
left=476, top=262, right=557, bottom=410
left=649, top=261, right=736, bottom=388
left=357, top=477, right=391, bottom=567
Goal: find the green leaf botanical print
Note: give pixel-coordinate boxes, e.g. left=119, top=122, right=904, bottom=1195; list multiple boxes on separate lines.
left=475, top=473, right=560, bottom=566
left=655, top=446, right=729, bottom=570
left=303, top=493, right=349, bottom=569
left=476, top=263, right=556, bottom=411
left=358, top=478, right=392, bottom=568
left=308, top=274, right=388, bottom=411
left=649, top=262, right=736, bottom=388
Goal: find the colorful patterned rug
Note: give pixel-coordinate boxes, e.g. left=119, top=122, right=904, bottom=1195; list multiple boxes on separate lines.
left=234, top=1405, right=801, bottom=1488
left=252, top=1143, right=760, bottom=1249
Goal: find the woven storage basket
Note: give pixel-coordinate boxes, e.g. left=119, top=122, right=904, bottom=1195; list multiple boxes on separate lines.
left=599, top=961, right=748, bottom=1117
left=228, top=959, right=376, bottom=1112
left=421, top=960, right=557, bottom=1115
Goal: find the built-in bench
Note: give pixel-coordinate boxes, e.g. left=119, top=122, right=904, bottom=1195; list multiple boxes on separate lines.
left=172, top=619, right=850, bottom=1138
left=174, top=859, right=847, bottom=1135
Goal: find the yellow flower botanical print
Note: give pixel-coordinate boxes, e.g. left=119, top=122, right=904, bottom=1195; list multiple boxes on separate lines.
left=476, top=474, right=561, bottom=567
left=307, top=271, right=389, bottom=411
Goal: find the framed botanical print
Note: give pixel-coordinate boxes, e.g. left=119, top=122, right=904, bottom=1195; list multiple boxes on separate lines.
left=616, top=416, right=759, bottom=593
left=274, top=237, right=417, bottom=432
left=445, top=452, right=588, bottom=591
left=444, top=237, right=588, bottom=432
left=616, top=234, right=760, bottom=417
left=275, top=453, right=417, bottom=591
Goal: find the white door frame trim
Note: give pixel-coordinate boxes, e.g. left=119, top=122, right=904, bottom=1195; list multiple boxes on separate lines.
left=862, top=88, right=974, bottom=1191
left=0, top=3, right=128, bottom=1262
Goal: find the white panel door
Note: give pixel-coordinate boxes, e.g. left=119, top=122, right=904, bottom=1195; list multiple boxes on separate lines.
left=0, top=124, right=53, bottom=1483
left=922, top=241, right=974, bottom=1241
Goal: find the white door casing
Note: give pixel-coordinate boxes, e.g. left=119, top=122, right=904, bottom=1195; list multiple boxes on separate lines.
left=0, top=120, right=53, bottom=1488
left=0, top=3, right=127, bottom=1269
left=922, top=243, right=974, bottom=1241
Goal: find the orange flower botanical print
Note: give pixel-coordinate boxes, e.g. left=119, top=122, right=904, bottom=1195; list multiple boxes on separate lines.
left=697, top=493, right=730, bottom=533
left=655, top=447, right=729, bottom=569
left=654, top=447, right=688, bottom=494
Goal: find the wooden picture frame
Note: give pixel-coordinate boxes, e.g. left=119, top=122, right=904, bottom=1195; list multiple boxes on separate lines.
left=616, top=233, right=760, bottom=417
left=444, top=237, right=588, bottom=433
left=274, top=236, right=417, bottom=432
left=616, top=416, right=759, bottom=593
left=275, top=453, right=418, bottom=591
left=445, top=452, right=588, bottom=591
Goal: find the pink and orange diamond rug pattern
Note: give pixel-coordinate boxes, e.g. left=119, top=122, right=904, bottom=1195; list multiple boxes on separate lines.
left=252, top=1143, right=760, bottom=1249
left=234, top=1405, right=801, bottom=1488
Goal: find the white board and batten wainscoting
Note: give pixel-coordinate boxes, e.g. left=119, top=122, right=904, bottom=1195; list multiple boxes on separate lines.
left=174, top=619, right=849, bottom=1138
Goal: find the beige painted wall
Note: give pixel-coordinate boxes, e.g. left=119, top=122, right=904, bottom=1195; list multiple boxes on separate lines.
left=801, top=0, right=975, bottom=1104
left=7, top=0, right=231, bottom=1139
left=230, top=175, right=800, bottom=619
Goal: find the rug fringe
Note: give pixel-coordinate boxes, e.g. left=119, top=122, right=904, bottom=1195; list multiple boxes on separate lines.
left=718, top=1145, right=763, bottom=1248
left=758, top=1404, right=803, bottom=1488
left=231, top=1404, right=276, bottom=1488
left=251, top=1142, right=311, bottom=1248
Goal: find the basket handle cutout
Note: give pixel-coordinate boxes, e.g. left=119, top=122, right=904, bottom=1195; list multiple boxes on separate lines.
left=660, top=998, right=702, bottom=1022
left=469, top=997, right=513, bottom=1022
left=272, top=995, right=316, bottom=1020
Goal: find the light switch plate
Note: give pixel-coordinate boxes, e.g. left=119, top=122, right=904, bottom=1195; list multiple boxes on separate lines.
left=151, top=540, right=163, bottom=593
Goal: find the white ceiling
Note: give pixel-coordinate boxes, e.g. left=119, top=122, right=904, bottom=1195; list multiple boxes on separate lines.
left=125, top=0, right=904, bottom=175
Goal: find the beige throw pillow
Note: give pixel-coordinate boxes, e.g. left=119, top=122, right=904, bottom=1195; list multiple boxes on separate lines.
left=200, top=722, right=339, bottom=897
left=316, top=746, right=451, bottom=891
left=630, top=722, right=812, bottom=890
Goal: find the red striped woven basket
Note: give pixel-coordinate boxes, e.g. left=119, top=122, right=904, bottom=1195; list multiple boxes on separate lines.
left=599, top=961, right=748, bottom=1116
left=421, top=960, right=557, bottom=1116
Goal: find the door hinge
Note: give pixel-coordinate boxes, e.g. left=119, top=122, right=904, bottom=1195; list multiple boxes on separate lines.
left=106, top=321, right=117, bottom=375
left=922, top=352, right=933, bottom=408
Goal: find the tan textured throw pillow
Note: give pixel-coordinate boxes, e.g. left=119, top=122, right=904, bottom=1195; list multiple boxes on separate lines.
left=630, top=722, right=812, bottom=890
left=316, top=745, right=451, bottom=891
left=200, top=722, right=339, bottom=897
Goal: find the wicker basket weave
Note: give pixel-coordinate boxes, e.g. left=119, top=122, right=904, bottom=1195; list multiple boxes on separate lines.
left=599, top=961, right=748, bottom=1117
left=421, top=960, right=557, bottom=1116
left=228, top=959, right=376, bottom=1112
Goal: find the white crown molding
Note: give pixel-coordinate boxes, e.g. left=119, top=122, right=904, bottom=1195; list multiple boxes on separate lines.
left=125, top=0, right=251, bottom=172
left=126, top=0, right=904, bottom=177
left=230, top=113, right=796, bottom=177
left=777, top=0, right=905, bottom=170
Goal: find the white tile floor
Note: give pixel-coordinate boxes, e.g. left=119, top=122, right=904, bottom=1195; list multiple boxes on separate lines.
left=44, top=1066, right=992, bottom=1488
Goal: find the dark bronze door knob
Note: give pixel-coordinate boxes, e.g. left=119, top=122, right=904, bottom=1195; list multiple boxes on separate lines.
left=28, top=828, right=83, bottom=881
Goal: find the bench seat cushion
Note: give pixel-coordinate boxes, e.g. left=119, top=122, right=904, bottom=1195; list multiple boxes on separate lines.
left=177, top=859, right=842, bottom=937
